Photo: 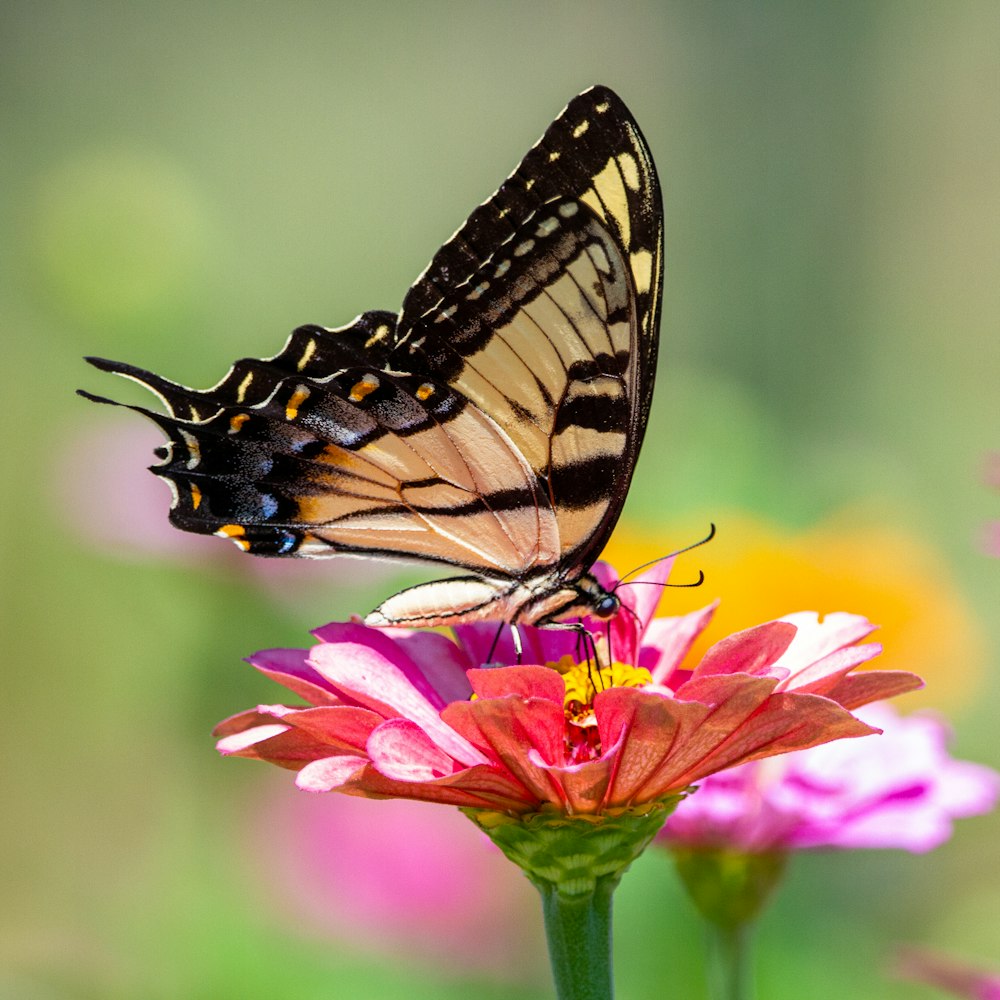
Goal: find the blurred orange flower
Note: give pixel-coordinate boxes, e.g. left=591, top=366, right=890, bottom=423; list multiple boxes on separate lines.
left=603, top=512, right=986, bottom=710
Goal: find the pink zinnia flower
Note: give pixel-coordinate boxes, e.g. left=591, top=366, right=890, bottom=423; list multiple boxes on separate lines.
left=894, top=949, right=1000, bottom=1000
left=658, top=701, right=999, bottom=854
left=215, top=561, right=922, bottom=817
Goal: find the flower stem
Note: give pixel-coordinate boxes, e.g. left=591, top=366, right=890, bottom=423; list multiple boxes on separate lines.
left=537, top=876, right=616, bottom=1000
left=463, top=800, right=683, bottom=1000
left=705, top=920, right=754, bottom=1000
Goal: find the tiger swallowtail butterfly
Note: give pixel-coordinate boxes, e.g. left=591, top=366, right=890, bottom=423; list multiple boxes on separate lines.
left=80, top=85, right=663, bottom=629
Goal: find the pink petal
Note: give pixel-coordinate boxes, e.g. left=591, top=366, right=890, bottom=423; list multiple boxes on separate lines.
left=631, top=675, right=783, bottom=797
left=368, top=718, right=467, bottom=781
left=774, top=611, right=878, bottom=672
left=297, top=755, right=370, bottom=792
left=308, top=641, right=482, bottom=766
left=247, top=647, right=343, bottom=705
left=777, top=643, right=883, bottom=694
left=334, top=758, right=539, bottom=811
left=617, top=556, right=675, bottom=633
left=217, top=720, right=340, bottom=768
left=277, top=705, right=382, bottom=754
left=694, top=622, right=797, bottom=679
left=529, top=747, right=619, bottom=813
left=216, top=723, right=290, bottom=755
left=641, top=602, right=719, bottom=683
left=380, top=629, right=475, bottom=703
left=310, top=621, right=451, bottom=707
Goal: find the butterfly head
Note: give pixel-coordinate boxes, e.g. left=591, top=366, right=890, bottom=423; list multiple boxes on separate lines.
left=550, top=571, right=621, bottom=623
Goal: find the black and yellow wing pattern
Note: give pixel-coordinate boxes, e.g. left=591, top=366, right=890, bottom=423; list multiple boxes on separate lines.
left=81, top=85, right=664, bottom=628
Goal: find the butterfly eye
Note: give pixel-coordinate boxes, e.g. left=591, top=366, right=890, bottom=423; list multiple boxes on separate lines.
left=592, top=594, right=620, bottom=620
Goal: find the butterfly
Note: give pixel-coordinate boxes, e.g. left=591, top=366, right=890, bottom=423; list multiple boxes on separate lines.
left=80, top=85, right=663, bottom=629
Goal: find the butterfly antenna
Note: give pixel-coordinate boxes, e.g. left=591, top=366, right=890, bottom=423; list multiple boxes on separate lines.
left=613, top=523, right=717, bottom=588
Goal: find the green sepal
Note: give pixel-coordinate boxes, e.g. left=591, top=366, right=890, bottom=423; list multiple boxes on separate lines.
left=671, top=846, right=788, bottom=928
left=462, top=798, right=684, bottom=897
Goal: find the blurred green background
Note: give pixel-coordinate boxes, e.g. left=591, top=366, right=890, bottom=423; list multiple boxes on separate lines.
left=3, top=2, right=998, bottom=998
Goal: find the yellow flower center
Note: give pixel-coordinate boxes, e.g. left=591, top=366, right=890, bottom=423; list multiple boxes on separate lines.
left=551, top=655, right=652, bottom=725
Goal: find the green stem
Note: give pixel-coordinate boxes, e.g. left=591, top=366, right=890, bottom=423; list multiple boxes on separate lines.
left=462, top=800, right=684, bottom=1000
left=537, top=876, right=616, bottom=1000
left=705, top=920, right=754, bottom=1000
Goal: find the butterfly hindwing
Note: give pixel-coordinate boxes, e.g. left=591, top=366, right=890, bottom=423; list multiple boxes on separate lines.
left=80, top=85, right=663, bottom=627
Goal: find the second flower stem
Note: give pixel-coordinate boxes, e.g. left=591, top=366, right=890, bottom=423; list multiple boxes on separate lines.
left=705, top=920, right=754, bottom=1000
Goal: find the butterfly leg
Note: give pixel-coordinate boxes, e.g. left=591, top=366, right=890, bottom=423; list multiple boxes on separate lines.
left=510, top=624, right=524, bottom=664
left=539, top=620, right=604, bottom=690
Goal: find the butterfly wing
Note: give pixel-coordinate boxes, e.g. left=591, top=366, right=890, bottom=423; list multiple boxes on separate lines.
left=80, top=86, right=662, bottom=626
left=388, top=85, right=663, bottom=578
left=83, top=316, right=560, bottom=579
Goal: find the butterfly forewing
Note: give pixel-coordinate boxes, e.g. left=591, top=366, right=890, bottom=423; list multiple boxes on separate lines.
left=80, top=85, right=663, bottom=627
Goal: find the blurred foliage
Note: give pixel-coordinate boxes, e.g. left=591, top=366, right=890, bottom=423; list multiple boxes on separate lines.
left=2, top=2, right=998, bottom=998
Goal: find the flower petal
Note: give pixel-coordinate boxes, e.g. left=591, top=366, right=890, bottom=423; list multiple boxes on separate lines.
left=821, top=668, right=923, bottom=709
left=247, top=647, right=342, bottom=705
left=466, top=665, right=566, bottom=705
left=308, top=638, right=483, bottom=765
left=444, top=694, right=568, bottom=806
left=368, top=718, right=467, bottom=780
left=693, top=622, right=797, bottom=679
left=641, top=602, right=718, bottom=684
left=297, top=755, right=370, bottom=792
left=310, top=621, right=453, bottom=708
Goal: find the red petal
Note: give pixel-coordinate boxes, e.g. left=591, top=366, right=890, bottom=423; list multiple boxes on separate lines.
left=821, top=669, right=924, bottom=710
left=444, top=696, right=568, bottom=806
left=466, top=665, right=566, bottom=704
left=694, top=622, right=797, bottom=678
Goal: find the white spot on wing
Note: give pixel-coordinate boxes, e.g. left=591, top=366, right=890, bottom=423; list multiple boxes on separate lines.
left=535, top=217, right=559, bottom=237
left=573, top=120, right=590, bottom=138
left=589, top=243, right=611, bottom=274
left=179, top=429, right=201, bottom=470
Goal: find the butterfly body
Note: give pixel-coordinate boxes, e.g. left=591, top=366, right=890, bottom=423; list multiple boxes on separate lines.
left=81, top=86, right=663, bottom=629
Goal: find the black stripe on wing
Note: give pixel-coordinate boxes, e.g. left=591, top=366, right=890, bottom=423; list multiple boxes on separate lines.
left=81, top=360, right=554, bottom=575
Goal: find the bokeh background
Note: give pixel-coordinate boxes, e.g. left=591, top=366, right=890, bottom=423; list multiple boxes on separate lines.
left=3, top=2, right=998, bottom=998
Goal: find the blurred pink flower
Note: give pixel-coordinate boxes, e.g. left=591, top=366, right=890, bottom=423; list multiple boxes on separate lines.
left=658, top=701, right=998, bottom=853
left=215, top=561, right=922, bottom=816
left=894, top=949, right=1000, bottom=999
left=60, top=413, right=395, bottom=603
left=250, top=784, right=544, bottom=978
left=58, top=414, right=213, bottom=562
